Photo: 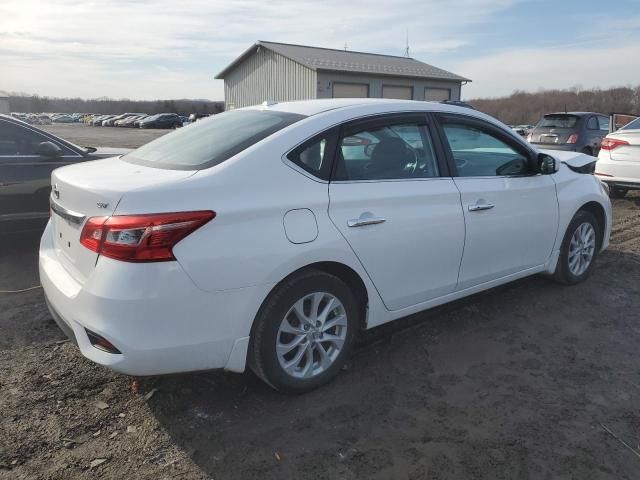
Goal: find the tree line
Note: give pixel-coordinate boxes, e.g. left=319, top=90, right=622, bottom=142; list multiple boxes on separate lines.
left=6, top=94, right=225, bottom=116
left=469, top=86, right=640, bottom=125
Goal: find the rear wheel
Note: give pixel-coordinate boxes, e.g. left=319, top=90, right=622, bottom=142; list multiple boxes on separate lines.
left=581, top=147, right=593, bottom=156
left=249, top=270, right=358, bottom=393
left=554, top=210, right=600, bottom=285
left=610, top=187, right=628, bottom=199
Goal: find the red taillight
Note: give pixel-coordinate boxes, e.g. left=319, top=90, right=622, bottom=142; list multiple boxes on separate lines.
left=80, top=211, right=215, bottom=262
left=566, top=134, right=579, bottom=144
left=600, top=137, right=629, bottom=151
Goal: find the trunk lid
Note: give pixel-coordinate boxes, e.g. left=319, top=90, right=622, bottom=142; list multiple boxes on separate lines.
left=50, top=157, right=196, bottom=283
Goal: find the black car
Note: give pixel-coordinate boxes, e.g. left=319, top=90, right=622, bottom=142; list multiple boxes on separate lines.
left=527, top=112, right=610, bottom=156
left=139, top=113, right=182, bottom=129
left=0, top=114, right=130, bottom=234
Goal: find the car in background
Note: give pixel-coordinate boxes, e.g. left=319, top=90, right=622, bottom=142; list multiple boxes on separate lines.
left=139, top=113, right=182, bottom=129
left=511, top=126, right=527, bottom=137
left=527, top=112, right=609, bottom=156
left=52, top=114, right=75, bottom=123
left=0, top=114, right=130, bottom=234
left=40, top=99, right=611, bottom=393
left=596, top=115, right=640, bottom=198
left=119, top=115, right=147, bottom=127
left=105, top=113, right=145, bottom=127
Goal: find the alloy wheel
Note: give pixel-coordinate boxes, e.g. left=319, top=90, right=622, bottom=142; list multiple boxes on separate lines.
left=276, top=292, right=348, bottom=379
left=568, top=222, right=596, bottom=276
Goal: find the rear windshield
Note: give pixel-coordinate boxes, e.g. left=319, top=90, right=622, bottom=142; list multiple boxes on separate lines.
left=123, top=109, right=306, bottom=170
left=621, top=117, right=640, bottom=130
left=537, top=115, right=580, bottom=129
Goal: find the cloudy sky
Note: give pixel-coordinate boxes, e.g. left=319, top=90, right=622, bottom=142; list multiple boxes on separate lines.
left=2, top=0, right=639, bottom=100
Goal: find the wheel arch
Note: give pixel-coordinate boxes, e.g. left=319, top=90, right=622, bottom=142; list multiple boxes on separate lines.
left=578, top=200, right=606, bottom=249
left=250, top=261, right=370, bottom=339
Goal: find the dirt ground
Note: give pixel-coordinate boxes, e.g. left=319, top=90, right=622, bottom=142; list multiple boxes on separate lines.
left=40, top=124, right=172, bottom=149
left=1, top=194, right=639, bottom=480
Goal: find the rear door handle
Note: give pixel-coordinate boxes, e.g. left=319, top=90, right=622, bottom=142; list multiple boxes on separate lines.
left=348, top=216, right=386, bottom=227
left=468, top=203, right=495, bottom=212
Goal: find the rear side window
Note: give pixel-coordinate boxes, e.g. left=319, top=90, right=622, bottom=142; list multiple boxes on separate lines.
left=124, top=110, right=306, bottom=170
left=537, top=115, right=579, bottom=129
left=587, top=117, right=598, bottom=130
left=286, top=129, right=337, bottom=180
left=621, top=117, right=640, bottom=130
left=598, top=116, right=610, bottom=131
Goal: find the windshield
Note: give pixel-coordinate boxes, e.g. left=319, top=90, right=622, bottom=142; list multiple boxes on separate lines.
left=537, top=114, right=580, bottom=129
left=621, top=117, right=640, bottom=130
left=123, top=109, right=306, bottom=170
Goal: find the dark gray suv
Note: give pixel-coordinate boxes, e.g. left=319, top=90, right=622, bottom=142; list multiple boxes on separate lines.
left=527, top=112, right=610, bottom=156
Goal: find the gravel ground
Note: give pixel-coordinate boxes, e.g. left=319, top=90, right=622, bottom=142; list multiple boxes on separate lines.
left=40, top=124, right=172, bottom=149
left=1, top=194, right=639, bottom=480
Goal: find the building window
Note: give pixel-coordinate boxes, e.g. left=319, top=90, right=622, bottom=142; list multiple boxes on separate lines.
left=425, top=88, right=451, bottom=102
left=332, top=83, right=369, bottom=98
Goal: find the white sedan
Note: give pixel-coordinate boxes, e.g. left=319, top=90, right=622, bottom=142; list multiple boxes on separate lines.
left=40, top=99, right=612, bottom=393
left=596, top=116, right=640, bottom=197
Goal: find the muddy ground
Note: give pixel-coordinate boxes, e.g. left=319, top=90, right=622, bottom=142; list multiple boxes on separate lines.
left=1, top=194, right=639, bottom=479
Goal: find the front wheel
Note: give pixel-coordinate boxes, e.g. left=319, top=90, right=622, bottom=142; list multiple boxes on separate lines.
left=554, top=210, right=600, bottom=285
left=249, top=270, right=359, bottom=393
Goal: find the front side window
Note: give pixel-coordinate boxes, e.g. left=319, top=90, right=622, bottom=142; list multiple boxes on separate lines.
left=598, top=116, right=611, bottom=131
left=0, top=120, right=74, bottom=156
left=124, top=109, right=306, bottom=170
left=442, top=123, right=530, bottom=177
left=334, top=122, right=439, bottom=181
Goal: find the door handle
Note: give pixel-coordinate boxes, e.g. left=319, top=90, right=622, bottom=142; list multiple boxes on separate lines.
left=347, top=216, right=386, bottom=227
left=468, top=203, right=494, bottom=212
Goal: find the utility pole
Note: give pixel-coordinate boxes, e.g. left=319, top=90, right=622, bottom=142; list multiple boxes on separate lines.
left=404, top=29, right=410, bottom=57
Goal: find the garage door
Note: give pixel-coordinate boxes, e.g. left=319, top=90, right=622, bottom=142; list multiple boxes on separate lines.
left=382, top=85, right=413, bottom=100
left=333, top=83, right=369, bottom=98
left=425, top=88, right=451, bottom=101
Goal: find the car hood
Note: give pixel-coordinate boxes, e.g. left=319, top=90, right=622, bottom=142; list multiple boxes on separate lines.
left=87, top=147, right=132, bottom=159
left=538, top=149, right=593, bottom=168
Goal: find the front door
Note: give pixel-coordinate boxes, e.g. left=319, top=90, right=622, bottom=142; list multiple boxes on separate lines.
left=328, top=114, right=465, bottom=311
left=0, top=119, right=81, bottom=232
left=437, top=114, right=559, bottom=290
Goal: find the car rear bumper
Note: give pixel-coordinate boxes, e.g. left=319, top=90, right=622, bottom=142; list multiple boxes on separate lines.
left=39, top=221, right=266, bottom=376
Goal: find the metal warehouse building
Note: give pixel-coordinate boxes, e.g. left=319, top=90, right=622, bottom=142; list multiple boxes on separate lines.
left=215, top=41, right=470, bottom=109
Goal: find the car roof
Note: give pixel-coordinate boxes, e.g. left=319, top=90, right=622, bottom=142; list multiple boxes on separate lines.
left=243, top=98, right=484, bottom=118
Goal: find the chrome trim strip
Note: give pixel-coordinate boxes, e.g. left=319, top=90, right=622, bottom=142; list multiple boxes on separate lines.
left=50, top=197, right=86, bottom=225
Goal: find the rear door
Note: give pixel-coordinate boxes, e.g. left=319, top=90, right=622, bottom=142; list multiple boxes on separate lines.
left=436, top=114, right=559, bottom=290
left=328, top=113, right=465, bottom=311
left=0, top=118, right=83, bottom=231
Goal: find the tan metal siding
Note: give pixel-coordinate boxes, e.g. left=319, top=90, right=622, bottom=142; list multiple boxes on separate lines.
left=223, top=48, right=316, bottom=109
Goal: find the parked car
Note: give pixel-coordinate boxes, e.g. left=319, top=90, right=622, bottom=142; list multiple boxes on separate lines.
left=119, top=115, right=146, bottom=127
left=139, top=113, right=182, bottom=129
left=52, top=114, right=74, bottom=123
left=596, top=115, right=640, bottom=198
left=527, top=112, right=609, bottom=156
left=0, top=114, right=130, bottom=234
left=41, top=99, right=611, bottom=393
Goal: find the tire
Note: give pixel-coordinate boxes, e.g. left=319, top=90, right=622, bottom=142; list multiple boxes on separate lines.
left=581, top=147, right=593, bottom=156
left=554, top=210, right=600, bottom=285
left=610, top=187, right=628, bottom=199
left=249, top=269, right=359, bottom=394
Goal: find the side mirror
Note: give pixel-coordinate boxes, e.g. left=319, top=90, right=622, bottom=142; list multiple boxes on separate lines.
left=538, top=153, right=557, bottom=174
left=36, top=141, right=63, bottom=159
